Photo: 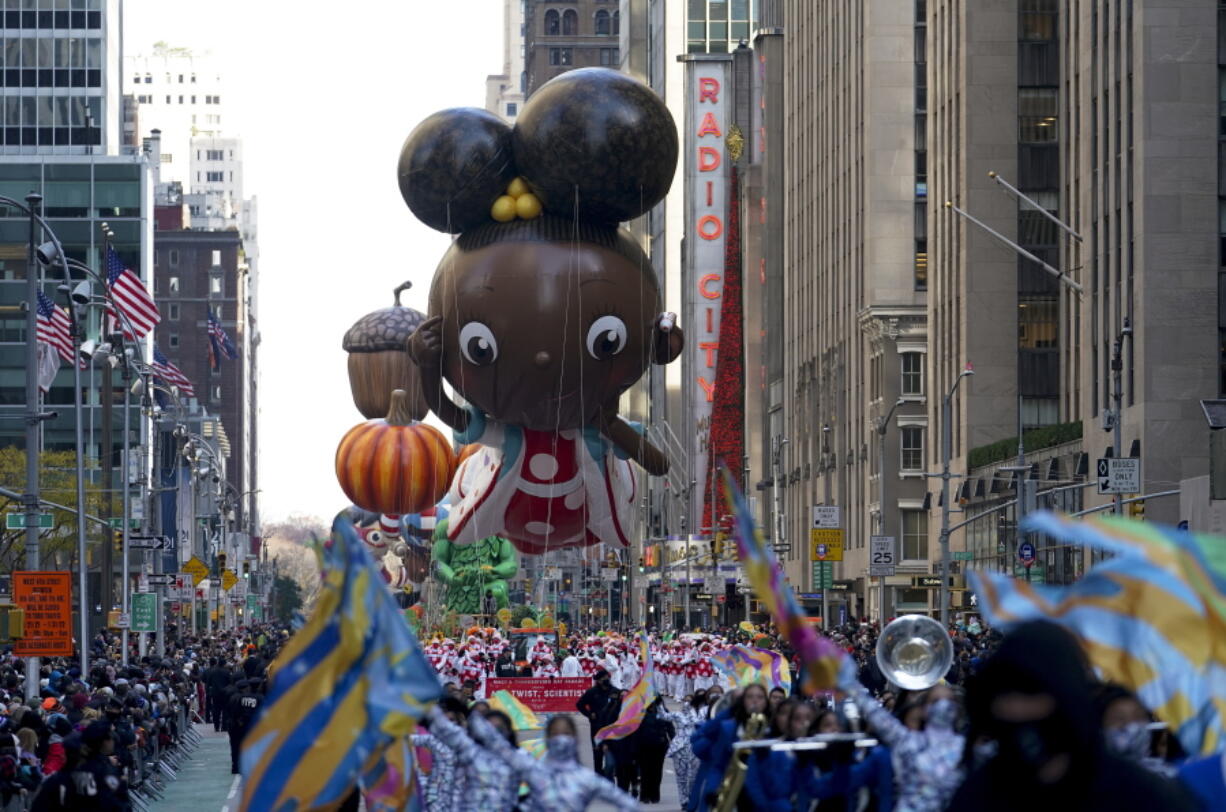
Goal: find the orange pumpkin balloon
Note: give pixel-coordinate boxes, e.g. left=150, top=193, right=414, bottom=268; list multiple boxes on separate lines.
left=335, top=389, right=456, bottom=515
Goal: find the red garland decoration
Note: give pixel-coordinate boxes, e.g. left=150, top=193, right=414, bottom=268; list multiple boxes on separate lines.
left=701, top=166, right=745, bottom=534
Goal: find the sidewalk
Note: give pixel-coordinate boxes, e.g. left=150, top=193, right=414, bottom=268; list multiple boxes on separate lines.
left=149, top=723, right=241, bottom=812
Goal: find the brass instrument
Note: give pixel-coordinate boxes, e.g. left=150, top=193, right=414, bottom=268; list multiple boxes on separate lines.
left=876, top=614, right=954, bottom=691
left=732, top=732, right=880, bottom=751
left=711, top=712, right=767, bottom=812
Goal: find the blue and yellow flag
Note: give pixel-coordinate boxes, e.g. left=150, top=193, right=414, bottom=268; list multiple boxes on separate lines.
left=240, top=513, right=442, bottom=810
left=969, top=512, right=1226, bottom=755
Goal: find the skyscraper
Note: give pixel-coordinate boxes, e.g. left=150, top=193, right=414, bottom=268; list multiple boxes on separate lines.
left=0, top=0, right=124, bottom=155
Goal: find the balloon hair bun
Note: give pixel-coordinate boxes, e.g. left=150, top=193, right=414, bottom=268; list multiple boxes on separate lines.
left=397, top=108, right=517, bottom=234
left=513, top=68, right=678, bottom=225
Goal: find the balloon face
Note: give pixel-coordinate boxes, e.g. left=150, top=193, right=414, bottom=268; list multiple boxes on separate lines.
left=428, top=238, right=660, bottom=431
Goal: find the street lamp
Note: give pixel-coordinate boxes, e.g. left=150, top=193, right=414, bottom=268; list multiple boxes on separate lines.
left=1109, top=319, right=1133, bottom=515
left=876, top=398, right=905, bottom=623
left=939, top=362, right=974, bottom=627
left=6, top=192, right=79, bottom=694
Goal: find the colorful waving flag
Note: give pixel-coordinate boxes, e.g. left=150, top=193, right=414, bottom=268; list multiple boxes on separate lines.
left=969, top=511, right=1226, bottom=755
left=151, top=347, right=195, bottom=397
left=712, top=646, right=793, bottom=692
left=722, top=468, right=842, bottom=693
left=105, top=245, right=159, bottom=338
left=489, top=689, right=542, bottom=731
left=360, top=737, right=421, bottom=812
left=240, top=512, right=443, bottom=809
left=207, top=307, right=238, bottom=370
left=594, top=632, right=658, bottom=743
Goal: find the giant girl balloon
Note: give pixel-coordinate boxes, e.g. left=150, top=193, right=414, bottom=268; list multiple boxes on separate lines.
left=403, top=68, right=684, bottom=556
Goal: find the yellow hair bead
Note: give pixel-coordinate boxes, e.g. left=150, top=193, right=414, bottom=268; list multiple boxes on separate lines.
left=515, top=193, right=543, bottom=220
left=507, top=177, right=530, bottom=198
left=491, top=195, right=518, bottom=223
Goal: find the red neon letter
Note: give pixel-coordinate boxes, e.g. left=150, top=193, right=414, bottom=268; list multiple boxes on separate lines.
left=699, top=273, right=722, bottom=299
left=699, top=146, right=721, bottom=172
left=698, top=341, right=719, bottom=368
left=698, top=77, right=720, bottom=103
left=697, top=216, right=723, bottom=241
left=697, top=113, right=722, bottom=138
left=697, top=377, right=715, bottom=403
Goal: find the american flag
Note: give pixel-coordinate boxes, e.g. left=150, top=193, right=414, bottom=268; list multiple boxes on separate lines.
left=207, top=307, right=238, bottom=370
left=152, top=347, right=195, bottom=397
left=35, top=290, right=76, bottom=365
left=105, top=245, right=160, bottom=339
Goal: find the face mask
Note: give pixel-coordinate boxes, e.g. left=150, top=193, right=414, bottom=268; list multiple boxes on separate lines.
left=971, top=739, right=999, bottom=769
left=994, top=720, right=1055, bottom=775
left=926, top=698, right=958, bottom=730
left=546, top=734, right=577, bottom=762
left=1105, top=722, right=1149, bottom=762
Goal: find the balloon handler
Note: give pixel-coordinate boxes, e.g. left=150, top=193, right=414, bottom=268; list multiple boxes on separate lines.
left=402, top=68, right=685, bottom=557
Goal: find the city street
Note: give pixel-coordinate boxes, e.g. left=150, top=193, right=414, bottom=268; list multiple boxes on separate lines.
left=154, top=717, right=682, bottom=811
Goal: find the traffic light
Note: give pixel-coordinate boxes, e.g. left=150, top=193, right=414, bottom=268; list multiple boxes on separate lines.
left=112, top=531, right=122, bottom=553
left=242, top=562, right=250, bottom=578
left=0, top=604, right=24, bottom=641
left=217, top=552, right=227, bottom=574
left=637, top=557, right=645, bottom=573
left=1129, top=499, right=1145, bottom=520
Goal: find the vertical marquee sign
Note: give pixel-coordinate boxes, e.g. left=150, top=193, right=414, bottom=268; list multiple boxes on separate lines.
left=681, top=54, right=733, bottom=528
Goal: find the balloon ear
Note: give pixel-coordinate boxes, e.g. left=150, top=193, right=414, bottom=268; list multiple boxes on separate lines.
left=653, top=324, right=684, bottom=365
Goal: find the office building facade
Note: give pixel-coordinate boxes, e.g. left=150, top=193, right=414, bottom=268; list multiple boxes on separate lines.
left=0, top=0, right=123, bottom=155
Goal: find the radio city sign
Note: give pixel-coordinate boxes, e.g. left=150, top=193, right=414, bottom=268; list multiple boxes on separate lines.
left=683, top=55, right=732, bottom=512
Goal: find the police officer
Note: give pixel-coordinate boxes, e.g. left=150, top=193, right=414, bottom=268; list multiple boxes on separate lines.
left=226, top=679, right=263, bottom=775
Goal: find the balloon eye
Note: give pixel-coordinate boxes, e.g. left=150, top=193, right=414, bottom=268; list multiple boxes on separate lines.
left=459, top=322, right=499, bottom=366
left=367, top=530, right=384, bottom=545
left=586, top=315, right=627, bottom=360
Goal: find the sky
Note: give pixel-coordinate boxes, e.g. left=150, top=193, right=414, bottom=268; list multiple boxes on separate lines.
left=124, top=1, right=505, bottom=523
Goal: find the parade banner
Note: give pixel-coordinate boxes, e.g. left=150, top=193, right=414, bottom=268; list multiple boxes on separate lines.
left=485, top=677, right=591, bottom=712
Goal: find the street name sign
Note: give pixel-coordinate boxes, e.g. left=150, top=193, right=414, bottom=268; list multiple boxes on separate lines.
left=5, top=513, right=52, bottom=530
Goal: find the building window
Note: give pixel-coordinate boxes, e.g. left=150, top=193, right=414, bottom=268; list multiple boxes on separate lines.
left=901, top=352, right=924, bottom=396
left=506, top=103, right=517, bottom=117
left=206, top=171, right=224, bottom=182
left=562, top=9, right=578, bottom=35
left=545, top=9, right=560, bottom=35
left=168, top=333, right=179, bottom=349
left=168, top=251, right=179, bottom=269
left=901, top=509, right=929, bottom=560
left=550, top=48, right=573, bottom=66
left=914, top=240, right=928, bottom=291
left=210, top=275, right=223, bottom=296
left=168, top=276, right=180, bottom=294
left=1018, top=298, right=1058, bottom=348
left=600, top=48, right=619, bottom=66
left=613, top=10, right=620, bottom=35
left=206, top=149, right=224, bottom=161
left=595, top=9, right=610, bottom=35
left=168, top=303, right=180, bottom=322
left=900, top=426, right=924, bottom=472
left=212, top=385, right=222, bottom=402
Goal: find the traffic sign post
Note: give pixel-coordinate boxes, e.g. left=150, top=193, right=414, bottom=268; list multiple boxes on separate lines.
left=130, top=593, right=157, bottom=633
left=1017, top=541, right=1036, bottom=580
left=127, top=536, right=172, bottom=550
left=183, top=557, right=209, bottom=586
left=809, top=530, right=844, bottom=561
left=1097, top=457, right=1141, bottom=494
left=869, top=535, right=896, bottom=624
